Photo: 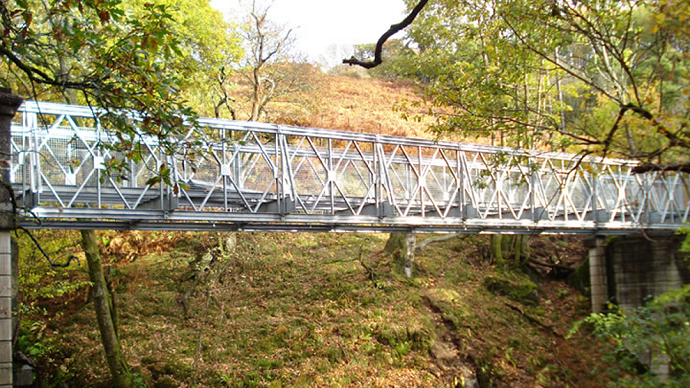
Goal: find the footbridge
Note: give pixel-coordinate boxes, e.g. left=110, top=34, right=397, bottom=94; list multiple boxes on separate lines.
left=10, top=101, right=690, bottom=234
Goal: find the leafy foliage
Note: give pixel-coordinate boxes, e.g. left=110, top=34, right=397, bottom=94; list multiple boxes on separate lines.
left=570, top=286, right=690, bottom=387
left=395, top=0, right=690, bottom=168
left=0, top=0, right=242, bottom=184
left=14, top=230, right=86, bottom=316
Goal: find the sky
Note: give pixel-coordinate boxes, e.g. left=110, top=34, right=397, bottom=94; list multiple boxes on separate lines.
left=211, top=0, right=407, bottom=66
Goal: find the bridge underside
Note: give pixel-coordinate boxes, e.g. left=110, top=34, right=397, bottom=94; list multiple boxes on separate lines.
left=12, top=102, right=690, bottom=235
left=15, top=188, right=681, bottom=234
left=20, top=220, right=679, bottom=235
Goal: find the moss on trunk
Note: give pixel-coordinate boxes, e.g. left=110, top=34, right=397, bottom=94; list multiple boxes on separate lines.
left=81, top=229, right=135, bottom=388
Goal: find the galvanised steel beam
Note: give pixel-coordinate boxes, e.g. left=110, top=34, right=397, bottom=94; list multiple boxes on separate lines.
left=11, top=101, right=690, bottom=234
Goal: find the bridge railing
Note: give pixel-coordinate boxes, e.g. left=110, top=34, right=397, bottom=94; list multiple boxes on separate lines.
left=10, top=101, right=690, bottom=233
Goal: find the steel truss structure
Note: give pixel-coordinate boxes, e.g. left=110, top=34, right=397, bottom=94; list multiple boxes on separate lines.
left=10, top=101, right=690, bottom=234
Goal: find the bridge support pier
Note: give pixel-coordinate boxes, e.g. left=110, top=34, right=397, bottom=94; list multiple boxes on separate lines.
left=589, top=234, right=690, bottom=379
left=586, top=237, right=609, bottom=313
left=0, top=90, right=23, bottom=388
left=606, top=235, right=689, bottom=312
left=588, top=234, right=690, bottom=313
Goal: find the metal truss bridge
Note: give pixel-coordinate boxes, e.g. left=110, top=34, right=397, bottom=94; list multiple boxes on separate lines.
left=10, top=101, right=690, bottom=234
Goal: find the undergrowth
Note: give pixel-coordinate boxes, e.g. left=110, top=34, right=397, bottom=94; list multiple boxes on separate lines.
left=15, top=231, right=609, bottom=388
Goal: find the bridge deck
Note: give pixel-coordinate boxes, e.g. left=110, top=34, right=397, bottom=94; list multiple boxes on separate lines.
left=11, top=101, right=690, bottom=234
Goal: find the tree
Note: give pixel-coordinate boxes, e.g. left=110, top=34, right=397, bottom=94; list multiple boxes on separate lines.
left=349, top=0, right=690, bottom=169
left=121, top=0, right=244, bottom=118
left=0, top=1, right=198, bottom=155
left=81, top=229, right=135, bottom=388
left=372, top=0, right=690, bottom=168
left=238, top=0, right=314, bottom=122
left=498, top=0, right=690, bottom=170
left=0, top=1, right=240, bottom=386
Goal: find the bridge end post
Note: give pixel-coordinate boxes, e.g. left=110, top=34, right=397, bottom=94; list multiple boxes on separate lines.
left=0, top=89, right=24, bottom=388
left=585, top=236, right=609, bottom=313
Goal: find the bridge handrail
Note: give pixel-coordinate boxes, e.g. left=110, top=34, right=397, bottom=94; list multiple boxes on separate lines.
left=17, top=101, right=637, bottom=167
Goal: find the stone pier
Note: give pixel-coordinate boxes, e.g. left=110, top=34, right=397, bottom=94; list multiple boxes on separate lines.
left=0, top=91, right=24, bottom=388
left=606, top=235, right=690, bottom=312
left=588, top=234, right=690, bottom=378
left=586, top=237, right=609, bottom=313
left=587, top=235, right=690, bottom=313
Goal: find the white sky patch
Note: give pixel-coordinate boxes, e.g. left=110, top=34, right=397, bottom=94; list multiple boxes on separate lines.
left=211, top=0, right=406, bottom=65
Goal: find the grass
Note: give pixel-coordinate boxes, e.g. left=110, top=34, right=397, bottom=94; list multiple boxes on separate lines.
left=22, top=231, right=608, bottom=388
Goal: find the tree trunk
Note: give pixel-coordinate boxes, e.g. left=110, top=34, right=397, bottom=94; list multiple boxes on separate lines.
left=384, top=232, right=416, bottom=278
left=404, top=232, right=416, bottom=278
left=513, top=234, right=528, bottom=264
left=80, top=230, right=134, bottom=388
left=490, top=234, right=529, bottom=266
left=489, top=234, right=504, bottom=265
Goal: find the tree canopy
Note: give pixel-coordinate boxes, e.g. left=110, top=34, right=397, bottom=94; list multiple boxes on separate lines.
left=351, top=0, right=690, bottom=171
left=0, top=0, right=245, bottom=183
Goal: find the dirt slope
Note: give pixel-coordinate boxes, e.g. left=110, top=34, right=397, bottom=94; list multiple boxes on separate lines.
left=29, top=232, right=604, bottom=388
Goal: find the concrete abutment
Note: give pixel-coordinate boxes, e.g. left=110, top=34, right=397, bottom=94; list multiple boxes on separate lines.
left=587, top=234, right=690, bottom=379
left=588, top=235, right=690, bottom=312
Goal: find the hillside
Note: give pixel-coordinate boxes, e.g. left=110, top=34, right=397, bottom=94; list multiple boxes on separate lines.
left=23, top=231, right=603, bottom=388
left=299, top=76, right=434, bottom=139
left=237, top=74, right=436, bottom=139
left=16, top=76, right=607, bottom=388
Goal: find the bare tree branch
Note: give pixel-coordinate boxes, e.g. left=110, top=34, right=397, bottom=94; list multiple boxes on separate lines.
left=343, top=0, right=429, bottom=69
left=632, top=162, right=690, bottom=174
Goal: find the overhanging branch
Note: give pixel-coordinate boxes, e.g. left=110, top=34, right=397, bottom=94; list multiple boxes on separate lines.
left=343, top=0, right=429, bottom=69
left=631, top=162, right=690, bottom=174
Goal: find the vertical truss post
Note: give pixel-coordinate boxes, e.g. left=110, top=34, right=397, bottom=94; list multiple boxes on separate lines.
left=643, top=173, right=650, bottom=224
left=374, top=140, right=380, bottom=216
left=128, top=134, right=135, bottom=189
left=95, top=117, right=103, bottom=209
left=29, top=111, right=39, bottom=207
left=592, top=170, right=600, bottom=227
left=456, top=149, right=463, bottom=219
left=459, top=151, right=467, bottom=219
left=21, top=111, right=35, bottom=208
left=530, top=157, right=537, bottom=222
left=497, top=159, right=503, bottom=220
left=418, top=146, right=424, bottom=217
left=375, top=141, right=393, bottom=217
left=165, top=152, right=177, bottom=214
left=406, top=163, right=411, bottom=202
left=276, top=130, right=282, bottom=215
left=278, top=130, right=297, bottom=215
left=328, top=138, right=334, bottom=214
left=221, top=137, right=228, bottom=210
